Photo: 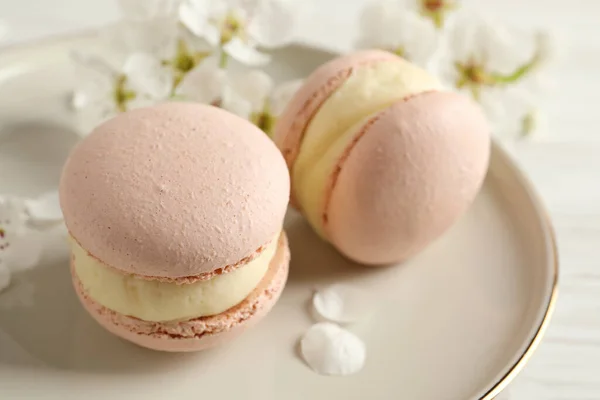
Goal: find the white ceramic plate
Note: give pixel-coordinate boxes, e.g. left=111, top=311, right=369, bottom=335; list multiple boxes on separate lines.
left=0, top=33, right=557, bottom=400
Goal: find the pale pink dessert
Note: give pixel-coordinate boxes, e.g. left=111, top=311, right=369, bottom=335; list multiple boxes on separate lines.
left=60, top=103, right=290, bottom=351
left=274, top=50, right=490, bottom=265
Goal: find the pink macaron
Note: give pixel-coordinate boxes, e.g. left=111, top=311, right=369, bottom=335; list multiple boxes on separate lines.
left=274, top=50, right=490, bottom=265
left=60, top=102, right=290, bottom=351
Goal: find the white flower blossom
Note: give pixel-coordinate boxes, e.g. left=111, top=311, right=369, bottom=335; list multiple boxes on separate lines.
left=224, top=70, right=303, bottom=136
left=437, top=17, right=555, bottom=138
left=99, top=0, right=216, bottom=104
left=24, top=191, right=63, bottom=223
left=488, top=85, right=550, bottom=139
left=123, top=53, right=174, bottom=99
left=356, top=0, right=438, bottom=67
left=224, top=69, right=275, bottom=118
left=175, top=56, right=227, bottom=104
left=109, top=0, right=184, bottom=58
left=70, top=51, right=173, bottom=135
left=176, top=63, right=301, bottom=135
left=269, top=78, right=304, bottom=117
left=178, top=0, right=294, bottom=66
left=0, top=197, right=45, bottom=293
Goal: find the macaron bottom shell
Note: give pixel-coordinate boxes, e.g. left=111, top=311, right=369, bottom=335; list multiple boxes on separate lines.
left=72, top=233, right=290, bottom=352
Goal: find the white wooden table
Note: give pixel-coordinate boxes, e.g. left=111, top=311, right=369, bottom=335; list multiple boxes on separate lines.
left=1, top=0, right=598, bottom=398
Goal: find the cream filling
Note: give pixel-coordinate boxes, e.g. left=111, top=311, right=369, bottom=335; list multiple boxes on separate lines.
left=72, top=236, right=278, bottom=322
left=292, top=60, right=442, bottom=237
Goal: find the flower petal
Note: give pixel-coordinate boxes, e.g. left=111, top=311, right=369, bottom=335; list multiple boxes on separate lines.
left=359, top=0, right=391, bottom=30
left=2, top=229, right=45, bottom=272
left=454, top=17, right=523, bottom=73
left=478, top=88, right=508, bottom=123
left=122, top=52, right=173, bottom=99
left=24, top=191, right=63, bottom=223
left=473, top=87, right=531, bottom=138
left=356, top=0, right=405, bottom=49
left=477, top=23, right=523, bottom=75
left=300, top=322, right=366, bottom=376
left=228, top=69, right=273, bottom=112
left=176, top=56, right=226, bottom=103
left=312, top=284, right=371, bottom=324
left=356, top=3, right=437, bottom=67
left=70, top=52, right=121, bottom=136
left=447, top=16, right=479, bottom=63
left=533, top=30, right=557, bottom=69
left=270, top=78, right=303, bottom=116
left=0, top=197, right=28, bottom=234
left=179, top=0, right=221, bottom=46
left=498, top=87, right=548, bottom=138
left=223, top=37, right=271, bottom=66
left=70, top=50, right=119, bottom=78
left=401, top=13, right=439, bottom=66
left=222, top=88, right=253, bottom=119
left=247, top=0, right=295, bottom=48
left=70, top=91, right=89, bottom=110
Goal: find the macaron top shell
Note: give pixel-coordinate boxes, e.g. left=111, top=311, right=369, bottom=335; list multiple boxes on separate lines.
left=60, top=102, right=290, bottom=279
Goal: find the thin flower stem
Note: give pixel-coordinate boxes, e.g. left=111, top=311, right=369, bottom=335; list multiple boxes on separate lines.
left=219, top=50, right=229, bottom=69
left=492, top=59, right=537, bottom=84
left=114, top=75, right=136, bottom=113
left=251, top=100, right=276, bottom=137
left=171, top=74, right=184, bottom=95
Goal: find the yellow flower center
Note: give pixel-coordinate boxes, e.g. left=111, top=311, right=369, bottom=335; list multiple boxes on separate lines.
left=220, top=12, right=245, bottom=45
left=113, top=75, right=136, bottom=113
left=454, top=45, right=543, bottom=101
left=391, top=46, right=405, bottom=58
left=251, top=111, right=275, bottom=137
left=163, top=39, right=211, bottom=91
left=419, top=0, right=458, bottom=28
left=250, top=101, right=275, bottom=137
